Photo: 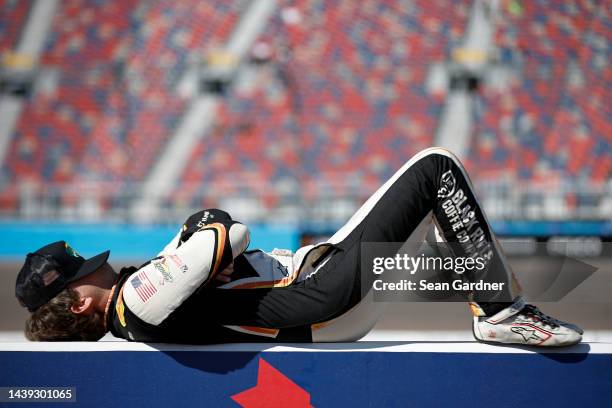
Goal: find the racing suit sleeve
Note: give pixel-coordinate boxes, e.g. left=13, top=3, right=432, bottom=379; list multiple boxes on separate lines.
left=157, top=231, right=181, bottom=257
left=157, top=209, right=236, bottom=257
left=122, top=209, right=250, bottom=326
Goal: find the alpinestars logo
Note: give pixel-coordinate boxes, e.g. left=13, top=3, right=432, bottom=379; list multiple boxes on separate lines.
left=437, top=170, right=456, bottom=198
left=511, top=326, right=542, bottom=342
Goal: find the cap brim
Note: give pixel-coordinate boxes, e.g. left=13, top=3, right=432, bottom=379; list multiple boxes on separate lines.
left=68, top=250, right=110, bottom=282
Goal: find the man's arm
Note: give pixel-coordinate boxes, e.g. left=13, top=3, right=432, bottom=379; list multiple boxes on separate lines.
left=122, top=209, right=250, bottom=326
left=157, top=231, right=181, bottom=257
left=157, top=209, right=242, bottom=257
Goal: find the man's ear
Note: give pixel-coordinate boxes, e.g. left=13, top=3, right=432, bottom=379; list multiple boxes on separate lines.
left=70, top=295, right=94, bottom=315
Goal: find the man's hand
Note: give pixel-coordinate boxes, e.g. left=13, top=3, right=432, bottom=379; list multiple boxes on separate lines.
left=214, top=262, right=234, bottom=283
left=180, top=209, right=233, bottom=244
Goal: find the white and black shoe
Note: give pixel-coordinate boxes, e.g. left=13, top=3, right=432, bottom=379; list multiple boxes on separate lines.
left=472, top=298, right=582, bottom=347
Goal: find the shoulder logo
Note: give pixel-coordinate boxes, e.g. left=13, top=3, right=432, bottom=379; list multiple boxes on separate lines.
left=196, top=211, right=212, bottom=228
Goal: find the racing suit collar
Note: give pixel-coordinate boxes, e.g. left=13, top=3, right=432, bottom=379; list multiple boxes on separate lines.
left=104, top=267, right=137, bottom=338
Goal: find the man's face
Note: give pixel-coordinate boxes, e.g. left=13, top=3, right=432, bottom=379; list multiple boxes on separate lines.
left=67, top=263, right=115, bottom=315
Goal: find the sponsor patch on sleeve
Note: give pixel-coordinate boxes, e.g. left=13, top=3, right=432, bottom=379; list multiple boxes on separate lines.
left=116, top=291, right=127, bottom=327
left=130, top=271, right=158, bottom=302
left=167, top=254, right=189, bottom=273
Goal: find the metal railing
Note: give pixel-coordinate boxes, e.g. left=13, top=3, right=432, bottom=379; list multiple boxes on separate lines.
left=2, top=177, right=611, bottom=224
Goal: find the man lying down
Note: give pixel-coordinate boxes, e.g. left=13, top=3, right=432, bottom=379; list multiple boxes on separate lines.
left=15, top=148, right=583, bottom=346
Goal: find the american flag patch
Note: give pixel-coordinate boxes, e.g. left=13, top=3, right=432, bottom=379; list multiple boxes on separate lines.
left=130, top=271, right=157, bottom=302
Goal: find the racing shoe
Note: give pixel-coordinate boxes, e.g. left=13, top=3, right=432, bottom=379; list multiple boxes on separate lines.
left=472, top=298, right=582, bottom=347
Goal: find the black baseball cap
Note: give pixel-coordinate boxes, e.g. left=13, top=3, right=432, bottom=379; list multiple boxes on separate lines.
left=15, top=241, right=110, bottom=312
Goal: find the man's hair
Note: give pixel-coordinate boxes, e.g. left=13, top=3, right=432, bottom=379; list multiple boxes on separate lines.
left=25, top=288, right=106, bottom=341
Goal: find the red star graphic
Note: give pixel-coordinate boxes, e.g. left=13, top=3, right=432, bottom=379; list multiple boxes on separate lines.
left=231, top=358, right=312, bottom=408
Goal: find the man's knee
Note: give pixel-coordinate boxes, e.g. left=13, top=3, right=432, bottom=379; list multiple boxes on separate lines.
left=414, top=147, right=464, bottom=169
left=409, top=148, right=471, bottom=198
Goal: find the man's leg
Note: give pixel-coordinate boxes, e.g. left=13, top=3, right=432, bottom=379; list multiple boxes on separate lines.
left=311, top=147, right=522, bottom=341
left=327, top=147, right=522, bottom=309
left=311, top=211, right=435, bottom=341
left=196, top=148, right=581, bottom=345
left=198, top=148, right=518, bottom=327
left=317, top=148, right=582, bottom=346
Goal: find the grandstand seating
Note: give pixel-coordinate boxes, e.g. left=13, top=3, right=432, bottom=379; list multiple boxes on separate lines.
left=0, top=0, right=31, bottom=51
left=466, top=0, right=610, bottom=185
left=2, top=0, right=242, bottom=203
left=0, top=0, right=608, bottom=217
left=3, top=0, right=137, bottom=190
left=179, top=0, right=469, bottom=207
left=76, top=1, right=243, bottom=183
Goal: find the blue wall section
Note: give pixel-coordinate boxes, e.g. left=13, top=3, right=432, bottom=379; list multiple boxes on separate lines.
left=1, top=220, right=610, bottom=261
left=304, top=220, right=612, bottom=237
left=0, top=351, right=610, bottom=407
left=0, top=222, right=299, bottom=260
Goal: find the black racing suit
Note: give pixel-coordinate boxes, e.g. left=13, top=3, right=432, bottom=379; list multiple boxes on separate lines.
left=106, top=148, right=520, bottom=343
